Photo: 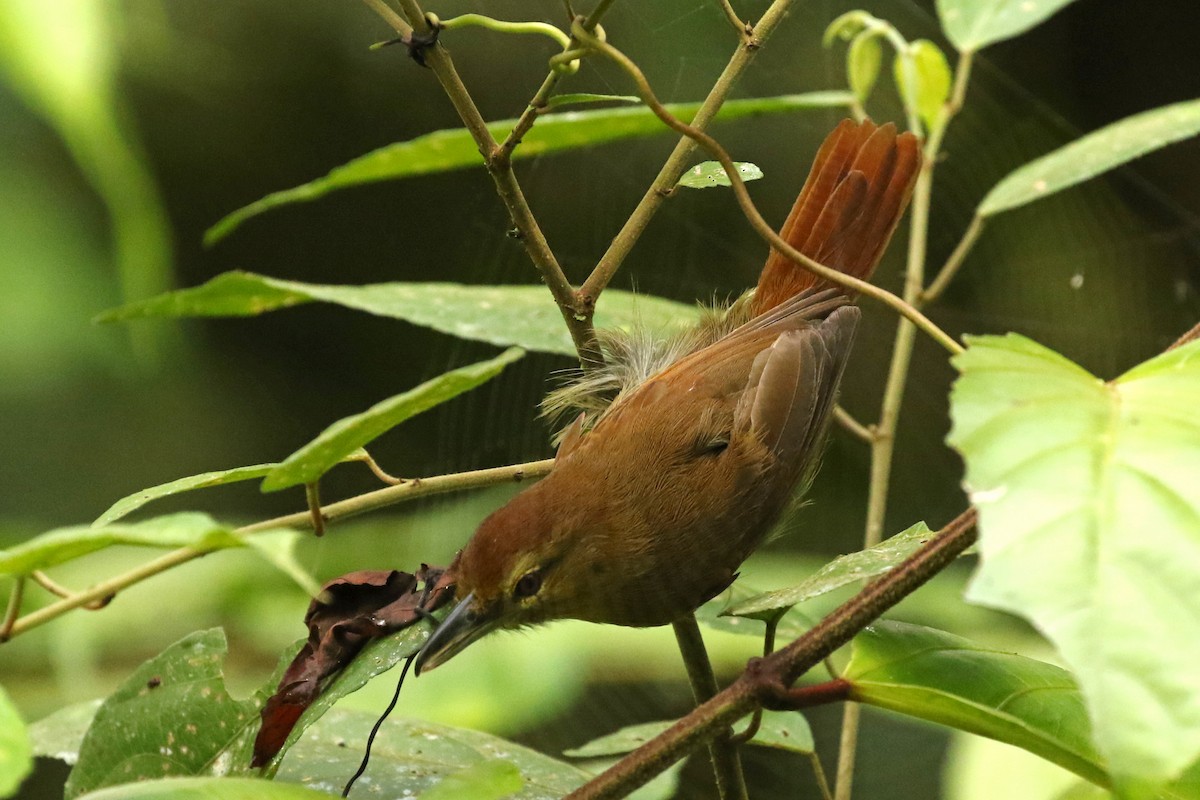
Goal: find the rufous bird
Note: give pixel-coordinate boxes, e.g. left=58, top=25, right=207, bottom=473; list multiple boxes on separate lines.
left=415, top=119, right=921, bottom=672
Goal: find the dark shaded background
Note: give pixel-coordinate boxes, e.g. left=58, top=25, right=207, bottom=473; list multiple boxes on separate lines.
left=2, top=0, right=1198, bottom=797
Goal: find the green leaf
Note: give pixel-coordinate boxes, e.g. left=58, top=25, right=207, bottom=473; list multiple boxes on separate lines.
left=564, top=710, right=811, bottom=758
left=74, top=777, right=334, bottom=800
left=739, top=710, right=814, bottom=754
left=0, top=513, right=260, bottom=576
left=419, top=760, right=524, bottom=800
left=204, top=92, right=854, bottom=243
left=948, top=335, right=1200, bottom=795
left=240, top=531, right=324, bottom=599
left=675, top=161, right=763, bottom=189
left=845, top=622, right=1106, bottom=787
left=262, top=347, right=524, bottom=491
left=893, top=40, right=952, bottom=132
left=978, top=99, right=1200, bottom=217
left=94, top=464, right=277, bottom=526
left=0, top=684, right=32, bottom=799
left=277, top=709, right=588, bottom=799
left=823, top=10, right=875, bottom=45
left=64, top=630, right=261, bottom=799
left=1, top=512, right=315, bottom=598
left=729, top=522, right=937, bottom=616
left=0, top=1, right=174, bottom=333
left=28, top=699, right=102, bottom=766
left=696, top=583, right=813, bottom=640
left=98, top=272, right=702, bottom=357
left=562, top=721, right=683, bottom=759
left=847, top=34, right=883, bottom=104
left=261, top=624, right=435, bottom=773
left=544, top=93, right=641, bottom=109
left=935, top=0, right=1082, bottom=51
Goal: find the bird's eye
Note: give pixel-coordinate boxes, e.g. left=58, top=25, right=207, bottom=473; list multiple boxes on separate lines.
left=513, top=570, right=543, bottom=599
left=696, top=437, right=729, bottom=457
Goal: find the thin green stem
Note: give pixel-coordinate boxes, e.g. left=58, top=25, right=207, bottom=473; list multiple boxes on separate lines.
left=2, top=458, right=555, bottom=641
left=572, top=22, right=963, bottom=355
left=715, top=0, right=749, bottom=38
left=360, top=0, right=411, bottom=36
left=918, top=50, right=978, bottom=306
left=834, top=405, right=875, bottom=444
left=922, top=214, right=984, bottom=306
left=578, top=0, right=800, bottom=307
left=30, top=571, right=111, bottom=610
left=811, top=751, right=835, bottom=800
left=833, top=46, right=973, bottom=799
left=433, top=13, right=572, bottom=50
left=1, top=578, right=24, bottom=641
left=672, top=615, right=749, bottom=800
left=834, top=704, right=862, bottom=800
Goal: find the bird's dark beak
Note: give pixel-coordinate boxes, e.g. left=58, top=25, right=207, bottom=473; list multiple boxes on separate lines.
left=414, top=593, right=498, bottom=675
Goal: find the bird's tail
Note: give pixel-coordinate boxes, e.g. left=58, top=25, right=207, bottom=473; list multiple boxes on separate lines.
left=752, top=119, right=921, bottom=316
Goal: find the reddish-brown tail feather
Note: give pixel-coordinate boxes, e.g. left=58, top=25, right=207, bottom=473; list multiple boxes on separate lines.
left=753, top=120, right=921, bottom=315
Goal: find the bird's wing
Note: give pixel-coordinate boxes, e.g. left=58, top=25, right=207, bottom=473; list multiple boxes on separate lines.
left=734, top=306, right=860, bottom=468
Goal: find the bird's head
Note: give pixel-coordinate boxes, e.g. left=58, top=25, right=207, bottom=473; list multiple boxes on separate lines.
left=414, top=481, right=595, bottom=674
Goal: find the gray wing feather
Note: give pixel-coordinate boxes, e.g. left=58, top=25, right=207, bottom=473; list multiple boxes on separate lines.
left=735, top=306, right=860, bottom=469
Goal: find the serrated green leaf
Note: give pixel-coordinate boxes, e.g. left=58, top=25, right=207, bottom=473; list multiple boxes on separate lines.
left=98, top=272, right=702, bottom=357
left=419, top=759, right=524, bottom=800
left=94, top=464, right=277, bottom=526
left=563, top=710, right=811, bottom=758
left=894, top=40, right=952, bottom=132
left=0, top=684, right=32, bottom=799
left=935, top=0, right=1082, bottom=51
left=979, top=99, right=1200, bottom=217
left=74, top=777, right=334, bottom=800
left=0, top=513, right=250, bottom=576
left=262, top=348, right=524, bottom=491
left=64, top=630, right=261, bottom=798
left=948, top=335, right=1200, bottom=795
left=545, top=93, right=641, bottom=109
left=676, top=161, right=763, bottom=189
left=845, top=622, right=1106, bottom=786
left=848, top=34, right=883, bottom=104
left=277, top=709, right=588, bottom=799
left=205, top=92, right=854, bottom=244
left=729, top=522, right=938, bottom=616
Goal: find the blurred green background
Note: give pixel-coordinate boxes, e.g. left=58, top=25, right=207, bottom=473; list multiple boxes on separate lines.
left=1, top=0, right=1198, bottom=797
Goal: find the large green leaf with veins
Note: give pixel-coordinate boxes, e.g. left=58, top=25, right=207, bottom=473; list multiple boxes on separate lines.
left=948, top=334, right=1200, bottom=798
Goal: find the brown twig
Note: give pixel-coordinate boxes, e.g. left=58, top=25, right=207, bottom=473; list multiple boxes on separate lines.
left=731, top=611, right=781, bottom=744
left=578, top=0, right=797, bottom=307
left=305, top=482, right=326, bottom=536
left=1169, top=319, right=1200, bottom=350
left=365, top=0, right=600, bottom=365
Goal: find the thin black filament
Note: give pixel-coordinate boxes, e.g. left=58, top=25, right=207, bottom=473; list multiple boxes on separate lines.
left=341, top=653, right=416, bottom=797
